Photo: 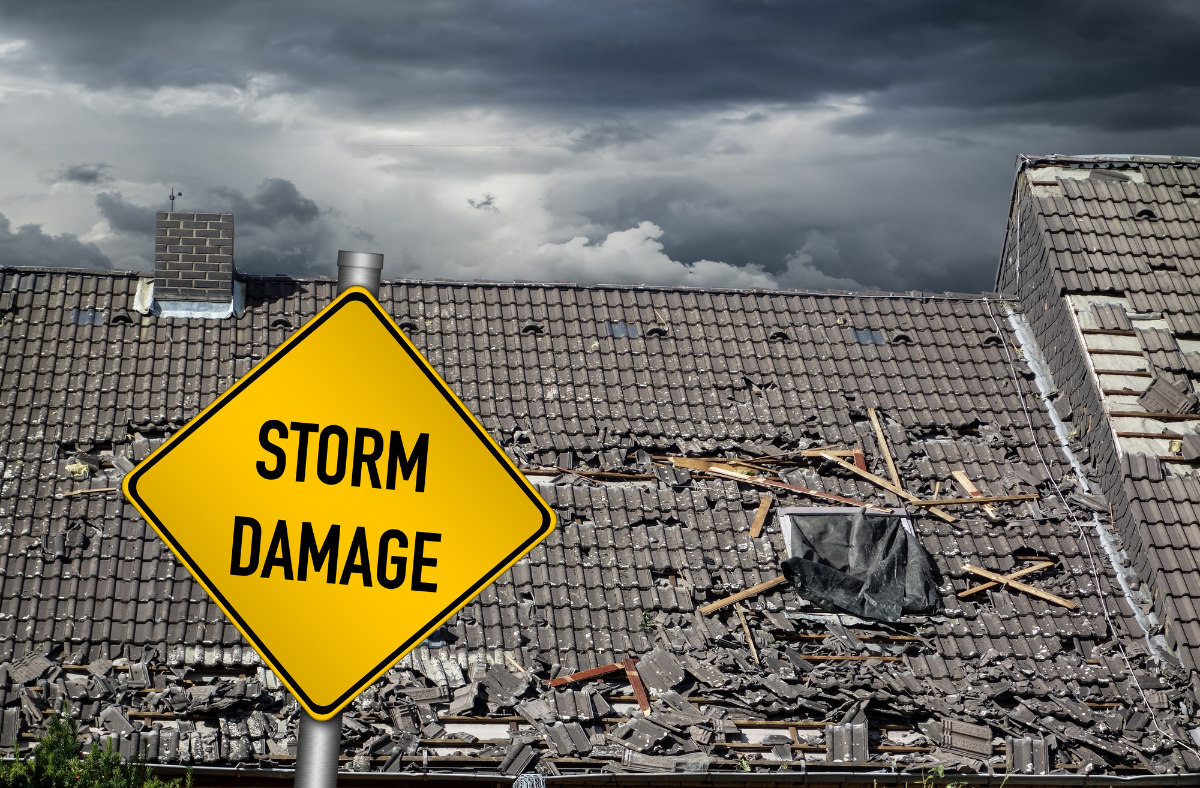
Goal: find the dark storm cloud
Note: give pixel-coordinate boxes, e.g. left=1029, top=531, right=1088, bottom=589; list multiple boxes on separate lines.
left=208, top=179, right=332, bottom=276
left=0, top=214, right=111, bottom=269
left=45, top=163, right=113, bottom=185
left=4, top=0, right=1196, bottom=132
left=2, top=0, right=1197, bottom=293
left=211, top=178, right=320, bottom=229
left=96, top=192, right=153, bottom=235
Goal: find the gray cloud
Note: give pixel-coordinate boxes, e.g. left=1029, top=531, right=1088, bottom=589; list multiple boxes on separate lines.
left=96, top=192, right=154, bottom=235
left=0, top=0, right=1196, bottom=293
left=209, top=179, right=334, bottom=276
left=46, top=163, right=113, bottom=185
left=0, top=214, right=111, bottom=269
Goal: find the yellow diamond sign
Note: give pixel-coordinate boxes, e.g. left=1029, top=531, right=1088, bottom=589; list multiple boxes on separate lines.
left=123, top=287, right=555, bottom=719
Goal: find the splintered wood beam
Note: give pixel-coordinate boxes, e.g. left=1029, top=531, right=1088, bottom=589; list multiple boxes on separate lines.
left=623, top=658, right=651, bottom=714
left=703, top=466, right=892, bottom=511
left=749, top=495, right=774, bottom=538
left=547, top=661, right=626, bottom=687
left=961, top=564, right=1076, bottom=609
left=699, top=575, right=788, bottom=615
left=734, top=602, right=760, bottom=664
left=867, top=408, right=901, bottom=491
left=951, top=470, right=997, bottom=517
left=910, top=494, right=1040, bottom=506
left=957, top=561, right=1055, bottom=597
left=816, top=453, right=956, bottom=523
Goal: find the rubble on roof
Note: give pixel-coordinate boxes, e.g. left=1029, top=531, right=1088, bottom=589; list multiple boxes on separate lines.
left=0, top=265, right=1195, bottom=775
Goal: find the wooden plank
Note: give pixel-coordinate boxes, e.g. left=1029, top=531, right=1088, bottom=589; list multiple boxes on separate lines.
left=851, top=449, right=867, bottom=472
left=61, top=487, right=119, bottom=497
left=817, top=453, right=956, bottom=523
left=699, top=575, right=788, bottom=615
left=1109, top=411, right=1200, bottom=421
left=623, top=658, right=651, bottom=714
left=1093, top=368, right=1151, bottom=377
left=909, top=494, right=1040, bottom=506
left=703, top=466, right=892, bottom=511
left=957, top=561, right=1055, bottom=597
left=734, top=602, right=760, bottom=664
left=1116, top=431, right=1185, bottom=439
left=547, top=661, right=625, bottom=687
left=951, top=470, right=997, bottom=517
left=961, top=564, right=1076, bottom=609
left=1080, top=328, right=1137, bottom=337
left=749, top=495, right=773, bottom=538
left=868, top=407, right=901, bottom=491
left=1085, top=348, right=1146, bottom=357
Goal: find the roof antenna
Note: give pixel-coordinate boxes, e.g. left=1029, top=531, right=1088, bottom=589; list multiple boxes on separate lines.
left=168, top=188, right=182, bottom=211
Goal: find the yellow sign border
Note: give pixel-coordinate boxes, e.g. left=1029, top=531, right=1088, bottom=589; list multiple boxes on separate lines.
left=122, top=286, right=556, bottom=719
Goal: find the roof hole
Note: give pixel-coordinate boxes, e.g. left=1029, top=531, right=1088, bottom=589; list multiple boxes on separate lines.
left=769, top=330, right=791, bottom=342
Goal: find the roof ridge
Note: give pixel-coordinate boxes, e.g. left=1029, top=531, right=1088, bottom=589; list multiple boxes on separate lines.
left=0, top=264, right=1017, bottom=303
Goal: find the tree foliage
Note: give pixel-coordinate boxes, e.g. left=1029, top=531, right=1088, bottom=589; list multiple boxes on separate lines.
left=0, top=710, right=190, bottom=788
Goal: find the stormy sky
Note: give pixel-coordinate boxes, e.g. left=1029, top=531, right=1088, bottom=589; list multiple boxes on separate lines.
left=0, top=1, right=1196, bottom=293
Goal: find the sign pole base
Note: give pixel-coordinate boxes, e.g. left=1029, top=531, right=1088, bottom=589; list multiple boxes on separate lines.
left=295, top=711, right=342, bottom=788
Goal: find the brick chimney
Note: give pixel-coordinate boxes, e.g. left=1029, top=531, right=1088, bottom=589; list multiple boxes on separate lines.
left=154, top=212, right=234, bottom=302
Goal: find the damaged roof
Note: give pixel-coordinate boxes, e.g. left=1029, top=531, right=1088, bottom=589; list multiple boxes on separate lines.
left=0, top=266, right=1195, bottom=779
left=996, top=154, right=1200, bottom=687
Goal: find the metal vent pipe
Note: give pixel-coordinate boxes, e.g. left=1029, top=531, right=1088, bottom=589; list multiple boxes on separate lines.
left=335, top=250, right=384, bottom=296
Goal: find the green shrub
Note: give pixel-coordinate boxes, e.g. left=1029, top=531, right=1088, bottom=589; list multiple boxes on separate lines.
left=0, top=710, right=191, bottom=788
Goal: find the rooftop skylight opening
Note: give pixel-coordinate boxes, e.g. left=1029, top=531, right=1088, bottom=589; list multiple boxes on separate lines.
left=71, top=308, right=105, bottom=326
left=853, top=328, right=886, bottom=345
left=605, top=321, right=639, bottom=339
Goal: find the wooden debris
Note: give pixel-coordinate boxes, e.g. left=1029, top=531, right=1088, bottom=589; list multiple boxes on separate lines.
left=703, top=466, right=892, bottom=511
left=734, top=602, right=760, bottom=664
left=867, top=408, right=901, bottom=491
left=910, top=493, right=1040, bottom=506
left=961, top=564, right=1076, bottom=609
left=958, top=560, right=1055, bottom=597
left=622, top=658, right=651, bottom=714
left=699, top=575, right=788, bottom=615
left=749, top=495, right=773, bottom=538
left=60, top=484, right=118, bottom=498
left=851, top=449, right=867, bottom=472
left=548, top=661, right=626, bottom=687
left=817, top=453, right=956, bottom=523
left=951, top=471, right=997, bottom=517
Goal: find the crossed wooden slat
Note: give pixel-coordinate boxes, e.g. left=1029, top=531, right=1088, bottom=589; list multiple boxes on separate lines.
left=958, top=558, right=1076, bottom=610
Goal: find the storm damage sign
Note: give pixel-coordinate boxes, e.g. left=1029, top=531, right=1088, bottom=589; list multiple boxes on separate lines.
left=123, top=286, right=556, bottom=720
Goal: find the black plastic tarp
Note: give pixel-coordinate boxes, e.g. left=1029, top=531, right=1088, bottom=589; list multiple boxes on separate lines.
left=780, top=509, right=939, bottom=622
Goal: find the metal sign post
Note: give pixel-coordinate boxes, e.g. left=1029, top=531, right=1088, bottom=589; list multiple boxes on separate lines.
left=294, top=251, right=383, bottom=788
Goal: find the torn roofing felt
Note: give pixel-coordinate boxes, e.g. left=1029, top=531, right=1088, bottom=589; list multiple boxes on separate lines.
left=780, top=509, right=939, bottom=622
